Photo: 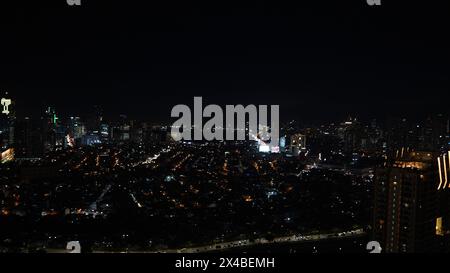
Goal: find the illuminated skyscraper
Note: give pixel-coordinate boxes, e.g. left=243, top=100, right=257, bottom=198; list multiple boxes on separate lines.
left=373, top=150, right=450, bottom=252
left=1, top=92, right=15, bottom=151
left=68, top=116, right=86, bottom=140
left=290, top=134, right=306, bottom=155
left=42, top=106, right=59, bottom=151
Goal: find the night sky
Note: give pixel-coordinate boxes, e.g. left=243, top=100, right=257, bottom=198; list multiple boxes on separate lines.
left=0, top=0, right=449, bottom=123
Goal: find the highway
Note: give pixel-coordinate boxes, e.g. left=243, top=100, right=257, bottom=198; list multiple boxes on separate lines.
left=48, top=228, right=365, bottom=253
left=152, top=228, right=365, bottom=254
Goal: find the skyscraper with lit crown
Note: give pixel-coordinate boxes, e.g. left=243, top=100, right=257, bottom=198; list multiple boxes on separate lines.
left=373, top=149, right=450, bottom=253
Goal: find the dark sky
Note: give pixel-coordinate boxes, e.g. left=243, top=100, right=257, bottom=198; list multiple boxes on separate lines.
left=0, top=0, right=449, bottom=123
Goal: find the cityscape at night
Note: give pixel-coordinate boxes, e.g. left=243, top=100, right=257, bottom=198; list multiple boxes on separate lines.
left=0, top=1, right=449, bottom=267
left=1, top=98, right=449, bottom=254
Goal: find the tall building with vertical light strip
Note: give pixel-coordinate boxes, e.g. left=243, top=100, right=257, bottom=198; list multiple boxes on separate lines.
left=436, top=151, right=450, bottom=251
left=373, top=149, right=450, bottom=253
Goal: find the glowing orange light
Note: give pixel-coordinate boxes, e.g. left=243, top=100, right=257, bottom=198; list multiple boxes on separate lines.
left=438, top=157, right=443, bottom=190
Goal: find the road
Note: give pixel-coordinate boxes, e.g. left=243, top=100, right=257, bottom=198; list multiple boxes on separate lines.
left=47, top=228, right=365, bottom=253
left=89, top=228, right=365, bottom=254
left=153, top=228, right=365, bottom=254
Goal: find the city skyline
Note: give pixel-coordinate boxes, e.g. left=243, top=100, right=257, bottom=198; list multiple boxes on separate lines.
left=3, top=90, right=450, bottom=128
left=1, top=0, right=450, bottom=258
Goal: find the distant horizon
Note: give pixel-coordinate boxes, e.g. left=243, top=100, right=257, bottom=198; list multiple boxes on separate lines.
left=6, top=101, right=449, bottom=129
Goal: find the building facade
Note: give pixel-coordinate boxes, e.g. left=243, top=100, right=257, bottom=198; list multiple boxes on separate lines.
left=373, top=150, right=450, bottom=252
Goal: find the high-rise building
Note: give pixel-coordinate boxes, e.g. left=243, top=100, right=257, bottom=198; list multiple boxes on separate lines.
left=290, top=133, right=306, bottom=155
left=1, top=92, right=15, bottom=150
left=339, top=118, right=363, bottom=154
left=42, top=106, right=59, bottom=152
left=386, top=118, right=418, bottom=152
left=436, top=152, right=450, bottom=252
left=373, top=150, right=450, bottom=252
left=14, top=117, right=45, bottom=159
left=86, top=105, right=103, bottom=134
left=145, top=125, right=170, bottom=143
left=68, top=116, right=86, bottom=140
left=111, top=115, right=132, bottom=144
left=386, top=115, right=449, bottom=153
left=99, top=123, right=110, bottom=144
left=423, top=114, right=449, bottom=151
